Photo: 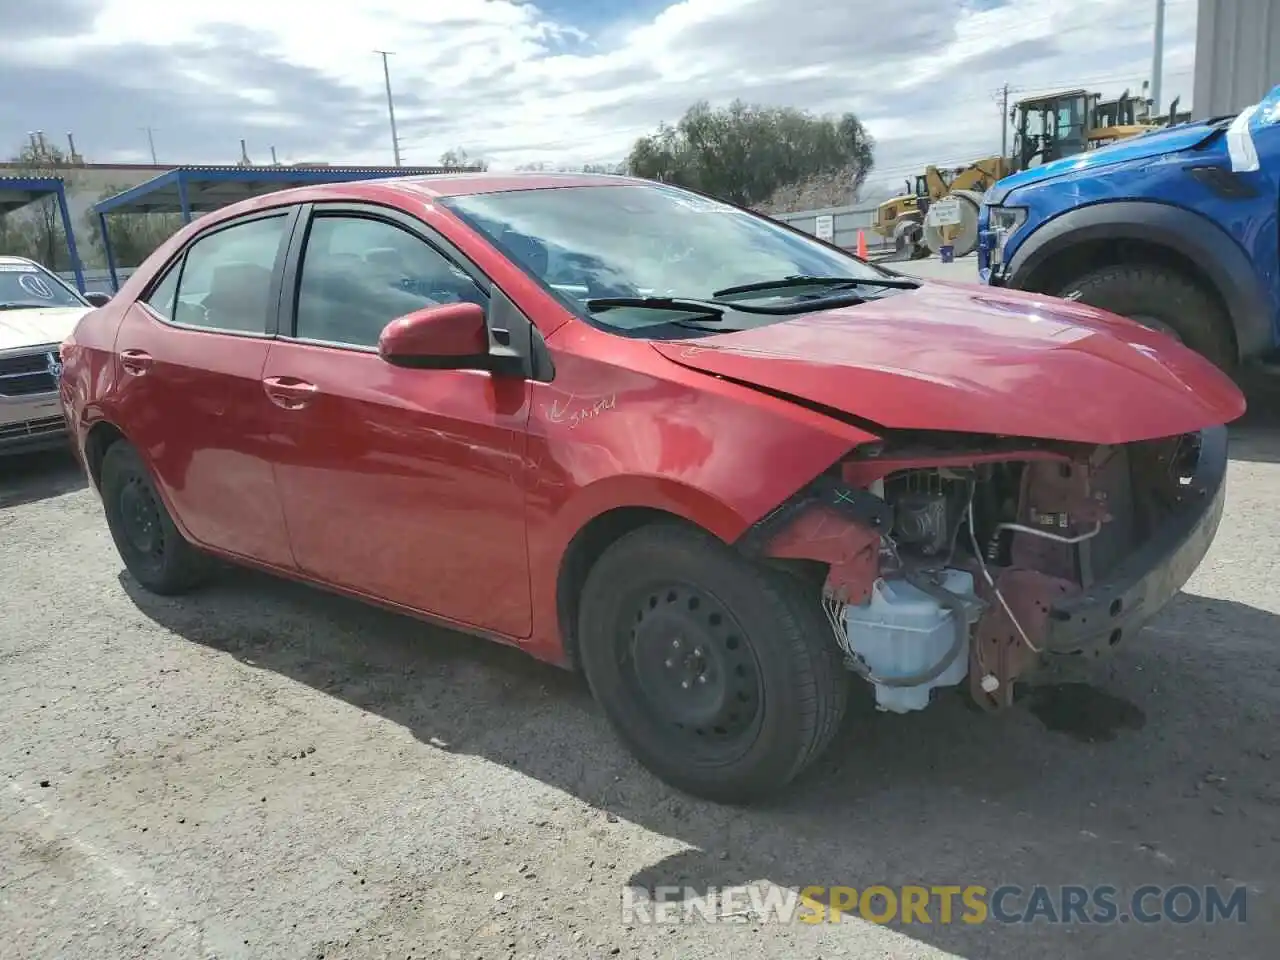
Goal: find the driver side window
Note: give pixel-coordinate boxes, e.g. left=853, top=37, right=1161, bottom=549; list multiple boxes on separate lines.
left=294, top=215, right=486, bottom=348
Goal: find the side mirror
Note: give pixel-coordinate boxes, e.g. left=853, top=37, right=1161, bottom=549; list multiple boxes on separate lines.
left=378, top=301, right=492, bottom=370
left=84, top=291, right=111, bottom=307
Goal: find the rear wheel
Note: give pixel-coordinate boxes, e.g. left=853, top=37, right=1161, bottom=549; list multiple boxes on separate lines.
left=1057, top=264, right=1236, bottom=371
left=100, top=441, right=211, bottom=595
left=576, top=522, right=849, bottom=804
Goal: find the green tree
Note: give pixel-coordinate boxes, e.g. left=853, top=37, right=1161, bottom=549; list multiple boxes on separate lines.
left=625, top=100, right=875, bottom=210
left=1, top=139, right=80, bottom=270
left=82, top=186, right=184, bottom=269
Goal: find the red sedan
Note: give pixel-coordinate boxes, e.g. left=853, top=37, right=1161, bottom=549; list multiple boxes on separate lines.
left=59, top=173, right=1245, bottom=803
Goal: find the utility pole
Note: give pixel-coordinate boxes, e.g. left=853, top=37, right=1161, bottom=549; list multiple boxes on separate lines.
left=995, top=84, right=1011, bottom=158
left=142, top=126, right=158, bottom=164
left=1150, top=0, right=1165, bottom=115
left=374, top=50, right=402, bottom=167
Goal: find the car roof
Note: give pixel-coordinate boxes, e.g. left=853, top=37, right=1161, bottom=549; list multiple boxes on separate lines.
left=0, top=255, right=39, bottom=266
left=193, top=171, right=655, bottom=228
left=390, top=171, right=644, bottom=198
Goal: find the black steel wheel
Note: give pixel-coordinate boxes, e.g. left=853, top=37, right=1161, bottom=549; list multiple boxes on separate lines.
left=626, top=581, right=765, bottom=762
left=100, top=441, right=210, bottom=595
left=577, top=522, right=849, bottom=804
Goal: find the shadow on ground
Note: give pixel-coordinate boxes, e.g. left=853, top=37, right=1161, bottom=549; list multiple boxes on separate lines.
left=1229, top=373, right=1280, bottom=463
left=0, top=448, right=86, bottom=509
left=124, top=565, right=1280, bottom=959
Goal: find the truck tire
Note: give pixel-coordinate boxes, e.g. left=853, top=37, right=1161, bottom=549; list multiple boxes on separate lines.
left=893, top=215, right=925, bottom=259
left=1057, top=264, right=1235, bottom=371
left=576, top=522, right=849, bottom=804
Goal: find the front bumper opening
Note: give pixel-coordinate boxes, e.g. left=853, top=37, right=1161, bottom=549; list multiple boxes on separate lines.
left=743, top=427, right=1231, bottom=713
left=1041, top=426, right=1228, bottom=655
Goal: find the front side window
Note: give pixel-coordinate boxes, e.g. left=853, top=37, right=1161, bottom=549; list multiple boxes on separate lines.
left=293, top=215, right=486, bottom=348
left=440, top=182, right=909, bottom=338
left=0, top=260, right=88, bottom=311
left=170, top=215, right=289, bottom=334
left=144, top=262, right=181, bottom=320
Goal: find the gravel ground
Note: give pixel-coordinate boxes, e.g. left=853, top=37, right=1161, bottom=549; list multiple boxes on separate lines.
left=2, top=389, right=1278, bottom=960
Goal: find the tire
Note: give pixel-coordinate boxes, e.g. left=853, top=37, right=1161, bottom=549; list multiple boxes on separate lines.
left=923, top=191, right=981, bottom=258
left=1057, top=264, right=1236, bottom=371
left=100, top=441, right=210, bottom=595
left=576, top=522, right=849, bottom=804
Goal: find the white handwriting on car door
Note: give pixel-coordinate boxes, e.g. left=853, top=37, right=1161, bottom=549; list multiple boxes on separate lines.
left=545, top=393, right=617, bottom=428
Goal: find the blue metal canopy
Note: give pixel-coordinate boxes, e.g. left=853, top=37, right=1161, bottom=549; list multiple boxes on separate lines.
left=92, top=164, right=477, bottom=291
left=0, top=176, right=87, bottom=292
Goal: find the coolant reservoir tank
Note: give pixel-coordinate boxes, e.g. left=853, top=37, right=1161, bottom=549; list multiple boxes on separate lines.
left=842, top=569, right=975, bottom=713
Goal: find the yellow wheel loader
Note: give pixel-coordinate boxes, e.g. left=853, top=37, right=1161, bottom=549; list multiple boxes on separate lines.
left=872, top=159, right=1011, bottom=259
left=916, top=86, right=1167, bottom=257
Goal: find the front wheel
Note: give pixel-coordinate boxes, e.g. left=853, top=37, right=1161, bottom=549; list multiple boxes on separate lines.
left=1057, top=264, right=1236, bottom=371
left=576, top=523, right=849, bottom=804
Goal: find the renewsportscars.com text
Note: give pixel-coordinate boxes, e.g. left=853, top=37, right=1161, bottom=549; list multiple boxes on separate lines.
left=621, top=883, right=1248, bottom=926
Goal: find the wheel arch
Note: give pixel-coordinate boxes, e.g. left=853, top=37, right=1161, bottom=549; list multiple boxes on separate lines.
left=1005, top=200, right=1271, bottom=362
left=84, top=419, right=128, bottom=491
left=82, top=419, right=200, bottom=547
left=549, top=476, right=750, bottom=672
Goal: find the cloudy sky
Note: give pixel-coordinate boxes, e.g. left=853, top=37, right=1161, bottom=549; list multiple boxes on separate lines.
left=1, top=0, right=1198, bottom=193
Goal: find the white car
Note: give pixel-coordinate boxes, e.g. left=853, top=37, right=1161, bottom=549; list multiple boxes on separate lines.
left=0, top=256, right=108, bottom=456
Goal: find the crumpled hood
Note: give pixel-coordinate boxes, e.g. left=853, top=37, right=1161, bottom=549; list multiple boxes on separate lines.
left=993, top=121, right=1222, bottom=195
left=0, top=306, right=91, bottom=352
left=650, top=281, right=1246, bottom=444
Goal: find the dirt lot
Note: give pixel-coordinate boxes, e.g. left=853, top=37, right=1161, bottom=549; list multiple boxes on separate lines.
left=2, top=392, right=1279, bottom=960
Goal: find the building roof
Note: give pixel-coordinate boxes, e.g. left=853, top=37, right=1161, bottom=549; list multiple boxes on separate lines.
left=0, top=176, right=67, bottom=217
left=92, top=164, right=486, bottom=216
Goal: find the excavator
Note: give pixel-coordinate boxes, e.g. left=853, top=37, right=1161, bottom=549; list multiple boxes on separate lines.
left=873, top=88, right=1183, bottom=259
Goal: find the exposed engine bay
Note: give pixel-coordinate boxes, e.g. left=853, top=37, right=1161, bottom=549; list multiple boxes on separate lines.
left=749, top=429, right=1224, bottom=713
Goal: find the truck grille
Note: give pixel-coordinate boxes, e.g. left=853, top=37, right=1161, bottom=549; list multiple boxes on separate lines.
left=0, top=347, right=58, bottom=397
left=0, top=415, right=65, bottom=442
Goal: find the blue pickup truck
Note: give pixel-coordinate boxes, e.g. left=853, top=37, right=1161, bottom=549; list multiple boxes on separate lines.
left=978, top=85, right=1280, bottom=372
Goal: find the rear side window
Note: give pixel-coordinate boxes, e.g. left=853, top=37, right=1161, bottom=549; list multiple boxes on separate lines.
left=167, top=216, right=289, bottom=334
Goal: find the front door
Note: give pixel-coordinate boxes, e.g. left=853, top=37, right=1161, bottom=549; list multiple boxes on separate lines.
left=111, top=209, right=298, bottom=569
left=261, top=208, right=533, bottom=637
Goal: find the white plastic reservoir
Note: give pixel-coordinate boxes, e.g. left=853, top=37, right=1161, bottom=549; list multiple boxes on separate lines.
left=842, top=569, right=976, bottom=713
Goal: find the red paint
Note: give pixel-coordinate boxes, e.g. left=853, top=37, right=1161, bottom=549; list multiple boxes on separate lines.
left=379, top=302, right=489, bottom=363
left=60, top=174, right=1246, bottom=669
left=654, top=280, right=1246, bottom=444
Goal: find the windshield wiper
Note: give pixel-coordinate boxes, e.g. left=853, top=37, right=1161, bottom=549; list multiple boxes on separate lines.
left=712, top=274, right=919, bottom=297
left=585, top=296, right=725, bottom=320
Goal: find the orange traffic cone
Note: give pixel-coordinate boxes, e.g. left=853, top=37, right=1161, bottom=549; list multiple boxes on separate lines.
left=856, top=230, right=868, bottom=259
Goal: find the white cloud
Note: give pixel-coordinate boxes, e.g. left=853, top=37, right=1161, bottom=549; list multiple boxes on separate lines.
left=4, top=0, right=1201, bottom=187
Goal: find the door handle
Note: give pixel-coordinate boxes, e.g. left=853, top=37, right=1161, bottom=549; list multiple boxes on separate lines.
left=119, top=349, right=153, bottom=376
left=262, top=376, right=318, bottom=410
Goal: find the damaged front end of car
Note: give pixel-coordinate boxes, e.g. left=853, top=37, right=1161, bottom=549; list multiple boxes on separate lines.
left=738, top=426, right=1229, bottom=712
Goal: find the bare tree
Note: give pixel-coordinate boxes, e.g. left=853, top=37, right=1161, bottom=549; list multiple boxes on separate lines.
left=2, top=138, right=80, bottom=269
left=753, top=166, right=863, bottom=216
left=439, top=147, right=490, bottom=171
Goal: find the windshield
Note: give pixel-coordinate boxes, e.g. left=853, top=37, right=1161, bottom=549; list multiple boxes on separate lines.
left=0, top=261, right=87, bottom=310
left=439, top=182, right=904, bottom=337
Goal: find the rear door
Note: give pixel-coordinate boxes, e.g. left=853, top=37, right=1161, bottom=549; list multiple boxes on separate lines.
left=260, top=203, right=533, bottom=636
left=110, top=207, right=300, bottom=569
